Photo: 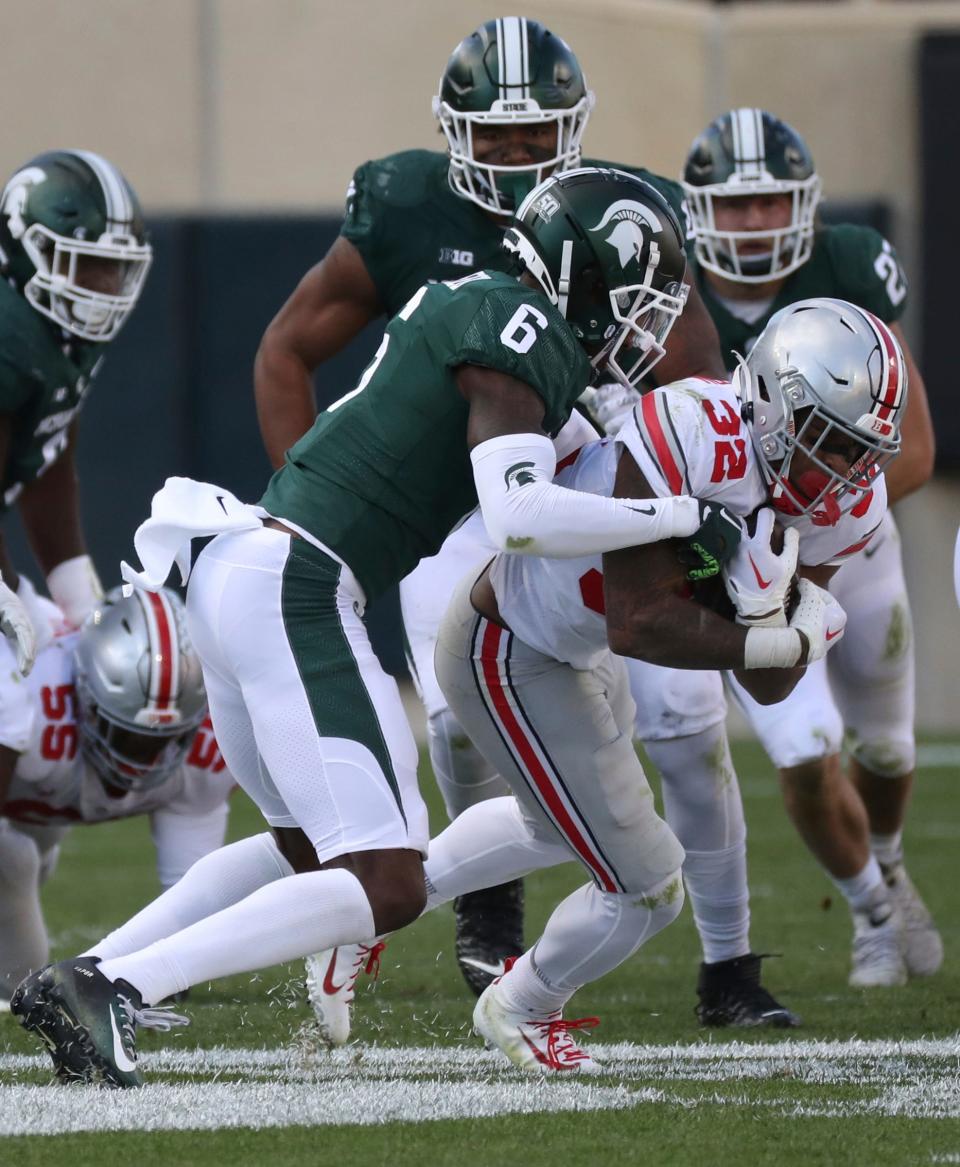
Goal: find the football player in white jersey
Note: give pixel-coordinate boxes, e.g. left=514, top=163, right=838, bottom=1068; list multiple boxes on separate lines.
left=0, top=587, right=233, bottom=1005
left=322, top=298, right=903, bottom=1073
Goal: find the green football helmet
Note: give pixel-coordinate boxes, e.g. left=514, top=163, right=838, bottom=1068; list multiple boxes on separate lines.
left=433, top=16, right=594, bottom=217
left=682, top=109, right=821, bottom=283
left=0, top=149, right=152, bottom=342
left=503, top=167, right=688, bottom=388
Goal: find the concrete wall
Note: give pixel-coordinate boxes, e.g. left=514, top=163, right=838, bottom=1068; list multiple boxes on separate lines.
left=1, top=2, right=957, bottom=213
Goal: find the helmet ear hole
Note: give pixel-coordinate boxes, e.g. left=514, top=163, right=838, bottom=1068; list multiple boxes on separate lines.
left=756, top=375, right=771, bottom=404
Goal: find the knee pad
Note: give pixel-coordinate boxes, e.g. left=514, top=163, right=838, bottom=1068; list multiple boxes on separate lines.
left=847, top=731, right=916, bottom=779
left=634, top=868, right=686, bottom=932
left=427, top=707, right=508, bottom=819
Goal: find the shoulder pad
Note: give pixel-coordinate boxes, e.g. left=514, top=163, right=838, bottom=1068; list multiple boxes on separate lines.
left=352, top=150, right=449, bottom=210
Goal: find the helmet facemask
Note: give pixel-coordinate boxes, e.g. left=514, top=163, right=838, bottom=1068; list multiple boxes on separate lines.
left=595, top=277, right=689, bottom=388
left=685, top=175, right=821, bottom=284
left=434, top=95, right=593, bottom=217
left=21, top=222, right=152, bottom=342
left=75, top=673, right=200, bottom=795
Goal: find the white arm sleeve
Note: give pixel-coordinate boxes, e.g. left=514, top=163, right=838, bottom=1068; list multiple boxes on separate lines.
left=471, top=432, right=702, bottom=559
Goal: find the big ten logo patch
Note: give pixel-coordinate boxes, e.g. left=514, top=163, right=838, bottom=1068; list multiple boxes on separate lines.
left=186, top=716, right=226, bottom=773
left=704, top=399, right=747, bottom=483
left=438, top=247, right=475, bottom=267
left=40, top=684, right=77, bottom=761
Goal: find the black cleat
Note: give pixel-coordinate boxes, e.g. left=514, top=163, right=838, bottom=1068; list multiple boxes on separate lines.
left=695, top=953, right=800, bottom=1029
left=454, top=880, right=525, bottom=998
left=11, top=957, right=188, bottom=1088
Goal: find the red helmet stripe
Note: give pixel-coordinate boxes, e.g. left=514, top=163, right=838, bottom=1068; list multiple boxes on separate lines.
left=864, top=311, right=903, bottom=422
left=142, top=590, right=175, bottom=712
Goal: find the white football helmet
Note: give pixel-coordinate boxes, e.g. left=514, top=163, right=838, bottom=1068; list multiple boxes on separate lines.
left=736, top=298, right=907, bottom=522
left=74, top=587, right=207, bottom=793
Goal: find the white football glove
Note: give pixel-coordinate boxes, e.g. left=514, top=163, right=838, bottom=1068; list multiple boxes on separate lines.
left=723, top=507, right=799, bottom=627
left=0, top=576, right=37, bottom=675
left=788, top=577, right=847, bottom=664
left=585, top=381, right=642, bottom=436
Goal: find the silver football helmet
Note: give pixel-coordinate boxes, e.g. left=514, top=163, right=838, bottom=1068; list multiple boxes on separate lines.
left=736, top=298, right=907, bottom=522
left=73, top=587, right=207, bottom=793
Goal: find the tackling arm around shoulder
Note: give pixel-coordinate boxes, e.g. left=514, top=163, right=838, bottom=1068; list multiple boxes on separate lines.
left=459, top=364, right=704, bottom=558
left=254, top=237, right=383, bottom=470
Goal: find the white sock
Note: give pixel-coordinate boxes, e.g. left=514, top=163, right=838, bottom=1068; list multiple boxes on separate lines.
left=423, top=796, right=571, bottom=911
left=428, top=708, right=510, bottom=820
left=85, top=833, right=292, bottom=962
left=0, top=825, right=49, bottom=995
left=832, top=856, right=887, bottom=913
left=682, top=846, right=751, bottom=964
left=500, top=871, right=685, bottom=1014
left=870, top=830, right=904, bottom=869
left=98, top=868, right=375, bottom=1006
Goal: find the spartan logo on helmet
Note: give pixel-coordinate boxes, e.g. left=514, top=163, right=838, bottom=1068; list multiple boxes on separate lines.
left=589, top=199, right=665, bottom=271
left=0, top=167, right=47, bottom=242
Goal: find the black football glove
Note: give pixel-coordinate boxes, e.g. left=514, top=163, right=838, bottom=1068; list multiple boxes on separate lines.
left=677, top=500, right=744, bottom=582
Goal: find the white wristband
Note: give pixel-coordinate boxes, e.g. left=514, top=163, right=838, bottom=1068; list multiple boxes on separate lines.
left=46, top=555, right=104, bottom=628
left=743, top=626, right=803, bottom=669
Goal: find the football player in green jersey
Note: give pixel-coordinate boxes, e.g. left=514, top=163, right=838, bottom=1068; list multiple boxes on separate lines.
left=678, top=109, right=939, bottom=990
left=0, top=150, right=152, bottom=676
left=253, top=15, right=728, bottom=1000
left=12, top=169, right=739, bottom=1086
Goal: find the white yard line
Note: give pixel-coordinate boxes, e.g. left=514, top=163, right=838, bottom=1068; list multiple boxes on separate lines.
left=2, top=1037, right=959, bottom=1134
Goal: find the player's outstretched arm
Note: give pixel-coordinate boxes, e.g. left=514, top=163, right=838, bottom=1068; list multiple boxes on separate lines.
left=649, top=276, right=726, bottom=385
left=882, top=323, right=934, bottom=505
left=459, top=364, right=705, bottom=559
left=17, top=423, right=102, bottom=628
left=254, top=237, right=383, bottom=469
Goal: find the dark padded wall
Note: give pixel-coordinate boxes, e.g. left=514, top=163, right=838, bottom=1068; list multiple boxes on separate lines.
left=920, top=33, right=960, bottom=470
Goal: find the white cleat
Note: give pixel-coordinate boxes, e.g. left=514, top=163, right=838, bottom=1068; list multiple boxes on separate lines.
left=473, top=978, right=602, bottom=1075
left=304, top=940, right=385, bottom=1047
left=882, top=863, right=943, bottom=978
left=849, top=901, right=907, bottom=988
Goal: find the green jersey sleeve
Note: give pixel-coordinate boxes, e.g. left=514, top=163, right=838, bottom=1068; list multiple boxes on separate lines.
left=0, top=354, right=38, bottom=414
left=450, top=282, right=592, bottom=437
left=821, top=224, right=909, bottom=323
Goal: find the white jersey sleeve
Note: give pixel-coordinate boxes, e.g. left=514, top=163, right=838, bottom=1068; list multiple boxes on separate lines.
left=0, top=636, right=38, bottom=753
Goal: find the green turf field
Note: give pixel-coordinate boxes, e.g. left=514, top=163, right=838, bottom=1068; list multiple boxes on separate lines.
left=2, top=739, right=958, bottom=1165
